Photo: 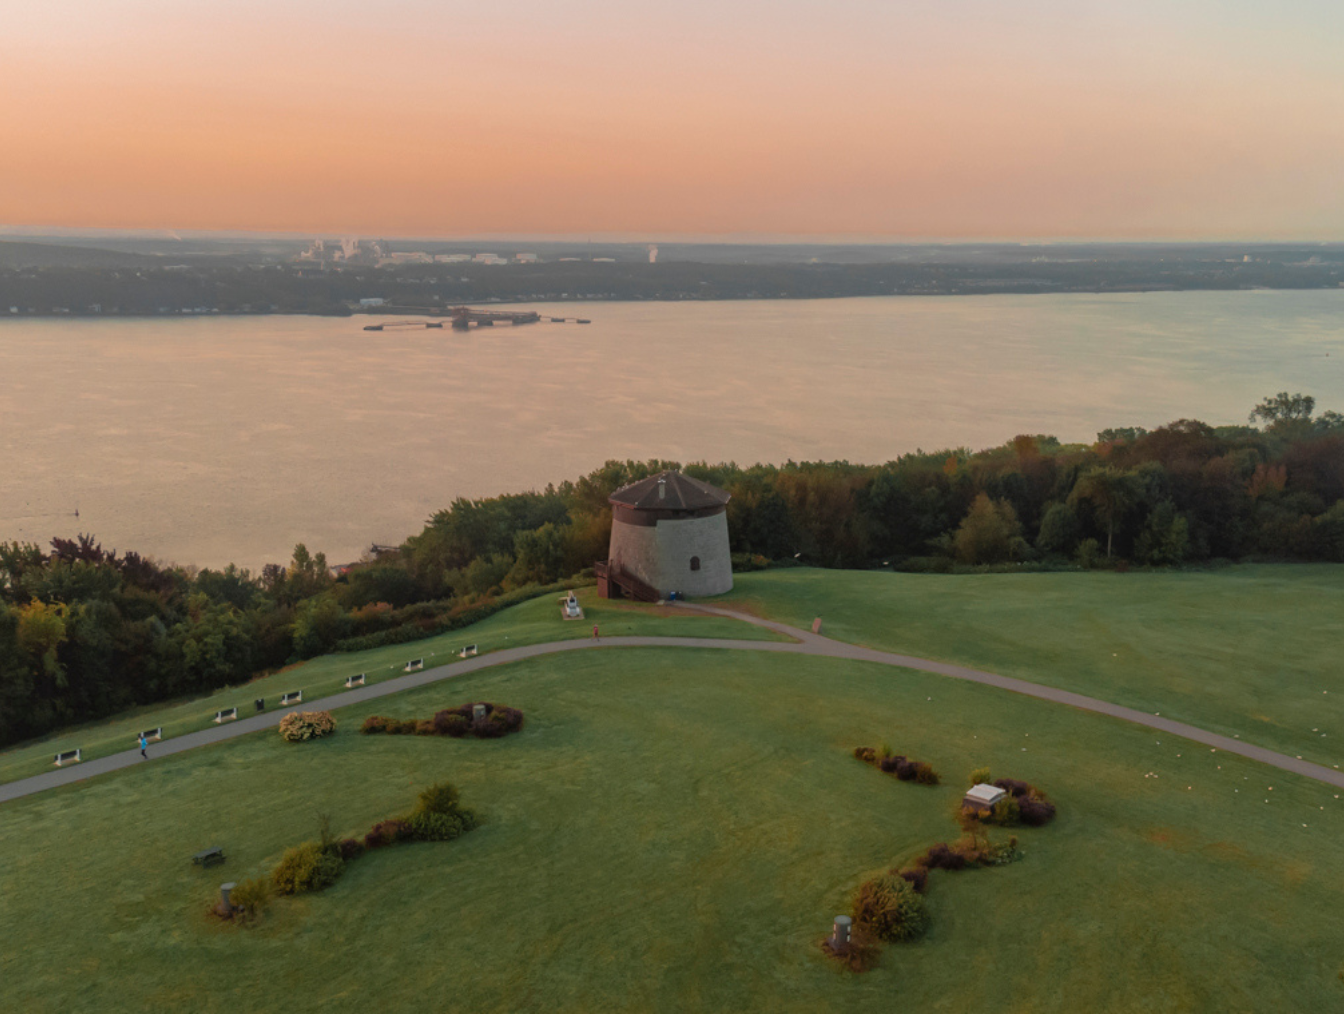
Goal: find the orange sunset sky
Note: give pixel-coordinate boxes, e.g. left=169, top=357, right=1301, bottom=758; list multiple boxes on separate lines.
left=4, top=0, right=1343, bottom=239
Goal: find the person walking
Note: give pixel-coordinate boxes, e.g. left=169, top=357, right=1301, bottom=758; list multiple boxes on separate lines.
left=592, top=624, right=599, bottom=640
left=139, top=733, right=148, bottom=760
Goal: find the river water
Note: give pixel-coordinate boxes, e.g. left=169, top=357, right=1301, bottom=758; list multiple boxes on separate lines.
left=2, top=291, right=1342, bottom=570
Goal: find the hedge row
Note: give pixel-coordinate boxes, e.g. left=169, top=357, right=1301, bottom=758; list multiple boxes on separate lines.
left=333, top=580, right=581, bottom=653
left=361, top=702, right=524, bottom=739
left=853, top=746, right=940, bottom=785
left=222, top=782, right=477, bottom=922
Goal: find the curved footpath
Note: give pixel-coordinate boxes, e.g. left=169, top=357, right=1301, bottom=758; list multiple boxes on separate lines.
left=3, top=603, right=1342, bottom=804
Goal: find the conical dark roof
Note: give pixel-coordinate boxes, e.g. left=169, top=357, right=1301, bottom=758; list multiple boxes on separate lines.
left=608, top=471, right=731, bottom=510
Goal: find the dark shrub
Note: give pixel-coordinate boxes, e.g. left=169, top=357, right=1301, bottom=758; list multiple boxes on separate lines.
left=392, top=719, right=418, bottom=735
left=922, top=843, right=968, bottom=871
left=337, top=837, right=365, bottom=861
left=491, top=705, right=524, bottom=732
left=432, top=710, right=469, bottom=736
left=994, top=778, right=1033, bottom=798
left=853, top=875, right=928, bottom=943
left=364, top=818, right=413, bottom=849
left=1018, top=796, right=1057, bottom=826
left=895, top=758, right=917, bottom=781
left=896, top=867, right=928, bottom=894
left=361, top=715, right=389, bottom=734
left=853, top=746, right=877, bottom=763
left=878, top=754, right=903, bottom=773
left=414, top=719, right=436, bottom=736
left=913, top=762, right=940, bottom=786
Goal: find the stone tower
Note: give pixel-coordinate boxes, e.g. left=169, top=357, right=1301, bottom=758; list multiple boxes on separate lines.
left=597, top=471, right=733, bottom=600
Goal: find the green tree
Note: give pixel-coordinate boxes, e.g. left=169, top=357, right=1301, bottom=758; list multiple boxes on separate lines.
left=952, top=494, right=1023, bottom=564
left=1135, top=499, right=1190, bottom=565
left=508, top=522, right=567, bottom=587
left=1036, top=501, right=1079, bottom=556
left=1250, top=392, right=1316, bottom=438
left=1069, top=466, right=1140, bottom=559
left=291, top=594, right=349, bottom=659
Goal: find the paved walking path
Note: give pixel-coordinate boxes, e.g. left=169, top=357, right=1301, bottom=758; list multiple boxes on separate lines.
left=4, top=603, right=1342, bottom=804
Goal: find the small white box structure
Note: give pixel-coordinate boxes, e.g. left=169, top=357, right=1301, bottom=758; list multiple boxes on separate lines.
left=963, top=783, right=1007, bottom=810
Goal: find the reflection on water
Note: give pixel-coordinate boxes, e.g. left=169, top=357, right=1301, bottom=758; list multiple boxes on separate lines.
left=1, top=292, right=1341, bottom=570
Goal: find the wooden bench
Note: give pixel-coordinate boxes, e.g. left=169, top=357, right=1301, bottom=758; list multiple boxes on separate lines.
left=53, top=748, right=81, bottom=767
left=280, top=691, right=302, bottom=706
left=458, top=644, right=478, bottom=658
left=192, top=846, right=225, bottom=868
left=137, top=727, right=163, bottom=744
left=403, top=659, right=424, bottom=672
left=345, top=673, right=366, bottom=688
left=213, top=708, right=238, bottom=724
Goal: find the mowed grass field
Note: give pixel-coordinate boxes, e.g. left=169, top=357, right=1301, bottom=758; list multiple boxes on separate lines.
left=0, top=587, right=782, bottom=785
left=3, top=647, right=1343, bottom=1013
left=720, top=565, right=1344, bottom=767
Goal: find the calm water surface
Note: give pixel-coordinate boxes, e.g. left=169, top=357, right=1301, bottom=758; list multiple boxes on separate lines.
left=2, top=292, right=1342, bottom=570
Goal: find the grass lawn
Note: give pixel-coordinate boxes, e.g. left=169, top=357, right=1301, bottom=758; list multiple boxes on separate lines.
left=718, top=565, right=1344, bottom=768
left=0, top=586, right=782, bottom=786
left=2, top=648, right=1342, bottom=1012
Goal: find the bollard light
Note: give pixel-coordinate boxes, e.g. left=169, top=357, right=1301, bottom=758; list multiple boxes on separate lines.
left=832, top=915, right=852, bottom=947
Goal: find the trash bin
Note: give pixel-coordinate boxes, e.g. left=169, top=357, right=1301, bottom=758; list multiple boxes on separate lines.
left=254, top=698, right=265, bottom=712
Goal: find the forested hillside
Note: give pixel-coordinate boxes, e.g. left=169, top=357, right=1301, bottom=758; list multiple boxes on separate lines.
left=2, top=393, right=1341, bottom=746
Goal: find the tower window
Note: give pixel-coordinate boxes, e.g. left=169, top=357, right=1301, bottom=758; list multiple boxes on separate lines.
left=690, top=556, right=701, bottom=571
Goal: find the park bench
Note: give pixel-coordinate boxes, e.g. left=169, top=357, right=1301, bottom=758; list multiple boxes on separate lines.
left=345, top=673, right=366, bottom=688
left=213, top=707, right=238, bottom=724
left=137, top=727, right=163, bottom=744
left=459, top=644, right=478, bottom=658
left=280, top=690, right=302, bottom=706
left=53, top=748, right=81, bottom=767
left=404, top=659, right=424, bottom=672
left=192, top=846, right=225, bottom=868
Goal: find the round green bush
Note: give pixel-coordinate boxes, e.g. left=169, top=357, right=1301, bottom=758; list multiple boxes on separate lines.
left=271, top=841, right=345, bottom=894
left=853, top=874, right=928, bottom=943
left=415, top=782, right=461, bottom=816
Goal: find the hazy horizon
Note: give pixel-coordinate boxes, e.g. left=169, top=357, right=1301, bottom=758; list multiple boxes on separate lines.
left=6, top=1, right=1343, bottom=240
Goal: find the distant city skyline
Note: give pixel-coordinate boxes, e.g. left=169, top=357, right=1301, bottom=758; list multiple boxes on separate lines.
left=4, top=0, right=1343, bottom=239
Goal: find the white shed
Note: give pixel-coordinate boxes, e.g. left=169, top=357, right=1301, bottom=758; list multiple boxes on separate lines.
left=963, top=783, right=1007, bottom=809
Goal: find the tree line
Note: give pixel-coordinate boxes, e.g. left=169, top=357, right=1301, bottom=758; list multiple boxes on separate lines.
left=2, top=392, right=1341, bottom=747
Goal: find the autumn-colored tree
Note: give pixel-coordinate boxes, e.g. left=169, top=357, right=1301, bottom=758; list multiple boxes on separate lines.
left=16, top=599, right=68, bottom=679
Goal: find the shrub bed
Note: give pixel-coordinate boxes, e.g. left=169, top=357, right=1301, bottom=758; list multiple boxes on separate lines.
left=853, top=745, right=940, bottom=785
left=278, top=710, right=337, bottom=742
left=362, top=702, right=524, bottom=739
left=961, top=775, right=1057, bottom=827
left=243, top=781, right=478, bottom=913
left=826, top=751, right=1045, bottom=970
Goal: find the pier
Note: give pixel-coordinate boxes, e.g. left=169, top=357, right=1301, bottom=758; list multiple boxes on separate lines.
left=362, top=306, right=562, bottom=331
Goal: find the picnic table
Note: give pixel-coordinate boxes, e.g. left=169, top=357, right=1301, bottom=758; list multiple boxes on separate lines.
left=192, top=846, right=225, bottom=868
